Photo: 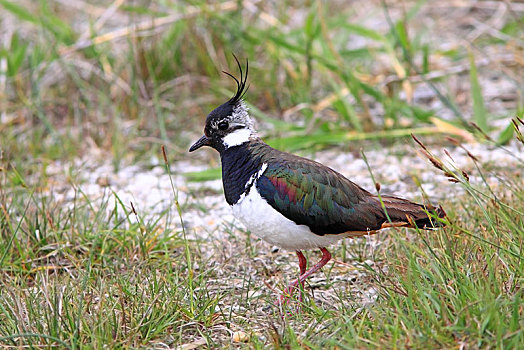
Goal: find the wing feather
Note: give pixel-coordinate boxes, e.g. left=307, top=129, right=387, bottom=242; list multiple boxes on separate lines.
left=256, top=159, right=382, bottom=235
left=247, top=141, right=440, bottom=235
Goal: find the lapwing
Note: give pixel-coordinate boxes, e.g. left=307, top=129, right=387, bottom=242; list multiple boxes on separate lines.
left=189, top=57, right=445, bottom=305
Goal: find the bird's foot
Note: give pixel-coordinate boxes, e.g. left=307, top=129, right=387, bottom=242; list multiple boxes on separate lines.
left=277, top=280, right=305, bottom=316
left=276, top=248, right=331, bottom=315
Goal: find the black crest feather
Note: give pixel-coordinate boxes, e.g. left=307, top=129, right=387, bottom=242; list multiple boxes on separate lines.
left=222, top=54, right=249, bottom=105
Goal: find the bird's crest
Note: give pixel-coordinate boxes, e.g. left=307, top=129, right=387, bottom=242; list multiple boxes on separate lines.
left=223, top=54, right=249, bottom=105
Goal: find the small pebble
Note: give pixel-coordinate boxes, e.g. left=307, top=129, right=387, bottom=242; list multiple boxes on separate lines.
left=96, top=176, right=110, bottom=187
left=232, top=331, right=249, bottom=343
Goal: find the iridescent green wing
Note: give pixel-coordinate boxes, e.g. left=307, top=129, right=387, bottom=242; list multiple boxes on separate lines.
left=256, top=158, right=385, bottom=235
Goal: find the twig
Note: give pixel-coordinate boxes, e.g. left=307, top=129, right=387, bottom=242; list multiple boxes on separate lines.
left=381, top=54, right=517, bottom=86
left=426, top=0, right=524, bottom=12
left=60, top=1, right=239, bottom=55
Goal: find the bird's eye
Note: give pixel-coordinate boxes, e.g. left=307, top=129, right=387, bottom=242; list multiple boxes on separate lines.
left=218, top=121, right=229, bottom=130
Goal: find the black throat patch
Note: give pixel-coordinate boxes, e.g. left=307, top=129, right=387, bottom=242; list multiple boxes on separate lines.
left=220, top=142, right=264, bottom=205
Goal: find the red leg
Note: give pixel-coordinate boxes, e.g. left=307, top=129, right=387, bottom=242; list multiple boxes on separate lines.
left=279, top=251, right=307, bottom=302
left=297, top=251, right=307, bottom=275
left=296, top=251, right=307, bottom=302
left=279, top=247, right=331, bottom=305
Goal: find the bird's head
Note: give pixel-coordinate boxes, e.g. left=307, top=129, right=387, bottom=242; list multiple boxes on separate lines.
left=189, top=56, right=255, bottom=153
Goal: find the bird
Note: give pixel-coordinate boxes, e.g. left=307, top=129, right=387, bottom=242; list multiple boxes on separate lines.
left=189, top=56, right=446, bottom=305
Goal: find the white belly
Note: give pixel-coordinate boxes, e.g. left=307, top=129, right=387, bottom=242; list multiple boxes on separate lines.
left=231, top=185, right=350, bottom=251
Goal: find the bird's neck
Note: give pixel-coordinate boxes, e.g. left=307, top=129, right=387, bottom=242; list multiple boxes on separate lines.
left=220, top=140, right=269, bottom=205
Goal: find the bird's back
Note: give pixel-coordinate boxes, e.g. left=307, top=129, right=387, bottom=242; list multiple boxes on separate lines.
left=246, top=140, right=443, bottom=235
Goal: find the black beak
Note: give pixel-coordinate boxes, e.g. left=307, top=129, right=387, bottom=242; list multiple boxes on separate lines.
left=189, top=135, right=211, bottom=152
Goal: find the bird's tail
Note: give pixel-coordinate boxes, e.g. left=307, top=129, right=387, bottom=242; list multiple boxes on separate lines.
left=373, top=195, right=446, bottom=229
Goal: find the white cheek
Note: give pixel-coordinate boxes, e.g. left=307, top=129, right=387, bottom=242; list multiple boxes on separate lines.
left=223, top=128, right=252, bottom=148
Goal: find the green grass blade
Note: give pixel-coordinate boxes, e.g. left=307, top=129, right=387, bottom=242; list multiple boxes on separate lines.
left=0, top=0, right=38, bottom=23
left=469, top=51, right=488, bottom=132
